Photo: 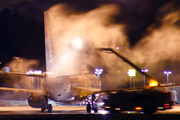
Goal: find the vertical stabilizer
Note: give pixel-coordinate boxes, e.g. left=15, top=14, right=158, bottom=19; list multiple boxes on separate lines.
left=44, top=11, right=53, bottom=72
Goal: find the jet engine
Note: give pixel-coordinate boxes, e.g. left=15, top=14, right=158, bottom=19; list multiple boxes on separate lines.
left=28, top=93, right=47, bottom=108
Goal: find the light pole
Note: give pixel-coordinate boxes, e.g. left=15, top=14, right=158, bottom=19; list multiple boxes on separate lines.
left=26, top=70, right=42, bottom=89
left=164, top=71, right=171, bottom=83
left=128, top=69, right=136, bottom=88
left=94, top=68, right=103, bottom=80
left=141, top=69, right=148, bottom=87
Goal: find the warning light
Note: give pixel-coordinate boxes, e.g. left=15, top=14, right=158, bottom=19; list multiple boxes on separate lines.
left=164, top=103, right=170, bottom=108
left=148, top=80, right=158, bottom=86
left=135, top=107, right=142, bottom=110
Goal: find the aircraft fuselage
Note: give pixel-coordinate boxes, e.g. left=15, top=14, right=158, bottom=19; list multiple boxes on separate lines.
left=41, top=73, right=101, bottom=102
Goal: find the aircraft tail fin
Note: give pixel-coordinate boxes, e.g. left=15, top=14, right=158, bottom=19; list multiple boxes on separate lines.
left=44, top=11, right=53, bottom=72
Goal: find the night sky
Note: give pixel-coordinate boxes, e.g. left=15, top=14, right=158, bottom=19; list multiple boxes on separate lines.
left=0, top=0, right=180, bottom=88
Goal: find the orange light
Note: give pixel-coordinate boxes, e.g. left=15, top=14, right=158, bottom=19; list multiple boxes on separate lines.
left=148, top=80, right=158, bottom=87
left=115, top=108, right=121, bottom=110
left=105, top=106, right=110, bottom=109
left=135, top=107, right=142, bottom=110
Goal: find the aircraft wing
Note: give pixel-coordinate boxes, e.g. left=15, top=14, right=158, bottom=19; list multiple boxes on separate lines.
left=72, top=86, right=100, bottom=92
left=0, top=71, right=44, bottom=77
left=0, top=87, right=43, bottom=95
left=71, top=86, right=101, bottom=99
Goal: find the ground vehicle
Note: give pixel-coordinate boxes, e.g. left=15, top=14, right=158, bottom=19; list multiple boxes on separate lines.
left=101, top=89, right=173, bottom=114
left=85, top=48, right=175, bottom=114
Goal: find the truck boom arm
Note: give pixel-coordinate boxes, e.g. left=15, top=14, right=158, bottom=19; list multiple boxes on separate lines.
left=96, top=48, right=157, bottom=81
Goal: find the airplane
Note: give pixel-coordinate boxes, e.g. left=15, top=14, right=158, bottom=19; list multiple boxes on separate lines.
left=0, top=11, right=101, bottom=112
left=0, top=47, right=160, bottom=113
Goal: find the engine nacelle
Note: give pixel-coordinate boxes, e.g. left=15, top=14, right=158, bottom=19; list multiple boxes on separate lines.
left=28, top=94, right=47, bottom=108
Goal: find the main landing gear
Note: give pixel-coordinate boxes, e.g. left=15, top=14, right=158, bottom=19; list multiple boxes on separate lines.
left=40, top=97, right=52, bottom=112
left=86, top=102, right=98, bottom=113
left=86, top=94, right=98, bottom=113
left=41, top=103, right=52, bottom=112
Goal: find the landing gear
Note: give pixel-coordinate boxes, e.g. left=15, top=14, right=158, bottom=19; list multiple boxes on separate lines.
left=41, top=104, right=46, bottom=112
left=85, top=93, right=99, bottom=113
left=41, top=103, right=52, bottom=113
left=86, top=103, right=98, bottom=113
left=86, top=103, right=91, bottom=113
left=93, top=103, right=98, bottom=113
left=48, top=104, right=52, bottom=112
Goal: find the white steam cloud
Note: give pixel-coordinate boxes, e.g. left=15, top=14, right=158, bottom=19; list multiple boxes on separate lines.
left=46, top=4, right=129, bottom=89
left=46, top=2, right=180, bottom=89
left=0, top=58, right=39, bottom=100
left=1, top=58, right=39, bottom=88
left=132, top=6, right=180, bottom=84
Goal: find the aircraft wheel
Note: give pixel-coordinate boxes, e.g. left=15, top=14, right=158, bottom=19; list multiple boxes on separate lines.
left=41, top=104, right=46, bottom=112
left=110, top=105, right=115, bottom=113
left=143, top=106, right=156, bottom=114
left=86, top=103, right=91, bottom=113
left=93, top=104, right=98, bottom=113
left=48, top=104, right=52, bottom=112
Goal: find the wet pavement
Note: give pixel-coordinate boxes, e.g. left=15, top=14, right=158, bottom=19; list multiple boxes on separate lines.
left=0, top=106, right=180, bottom=120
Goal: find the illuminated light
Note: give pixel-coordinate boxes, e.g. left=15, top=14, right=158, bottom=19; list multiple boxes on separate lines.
left=115, top=108, right=121, bottom=110
left=105, top=106, right=110, bottom=109
left=116, top=47, right=119, bottom=49
left=98, top=102, right=104, bottom=106
left=157, top=107, right=164, bottom=110
left=110, top=91, right=117, bottom=94
left=164, top=71, right=171, bottom=83
left=141, top=69, right=148, bottom=73
left=140, top=112, right=144, bottom=114
left=164, top=105, right=170, bottom=108
left=94, top=68, right=103, bottom=80
left=4, top=66, right=10, bottom=72
left=135, top=107, right=142, bottom=110
left=34, top=70, right=42, bottom=74
left=148, top=80, right=158, bottom=86
left=72, top=38, right=83, bottom=49
left=26, top=70, right=42, bottom=74
left=163, top=91, right=169, bottom=93
left=128, top=69, right=136, bottom=88
left=164, top=103, right=170, bottom=108
left=94, top=68, right=103, bottom=74
left=128, top=69, right=136, bottom=76
left=141, top=69, right=148, bottom=87
left=99, top=110, right=109, bottom=114
left=164, top=71, right=171, bottom=74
